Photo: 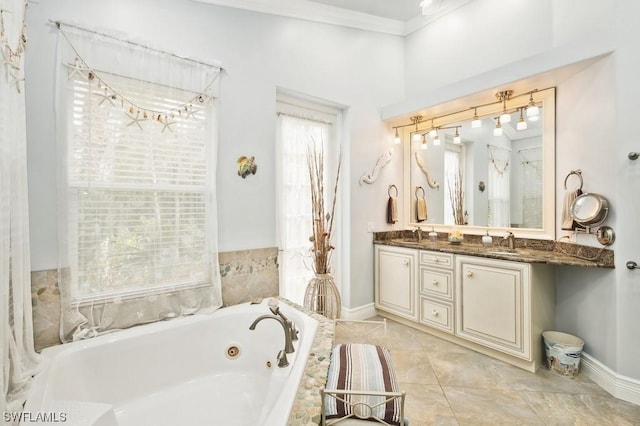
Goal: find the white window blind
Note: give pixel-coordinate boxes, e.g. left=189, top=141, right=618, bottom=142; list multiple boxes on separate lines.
left=66, top=72, right=211, bottom=301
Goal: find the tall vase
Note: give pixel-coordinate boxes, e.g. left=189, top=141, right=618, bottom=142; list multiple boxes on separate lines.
left=303, top=273, right=341, bottom=320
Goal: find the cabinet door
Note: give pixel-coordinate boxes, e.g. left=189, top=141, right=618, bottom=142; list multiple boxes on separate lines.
left=375, top=246, right=417, bottom=320
left=455, top=256, right=531, bottom=360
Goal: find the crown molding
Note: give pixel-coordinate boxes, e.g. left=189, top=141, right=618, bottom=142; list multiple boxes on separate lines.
left=193, top=0, right=475, bottom=36
left=193, top=0, right=407, bottom=36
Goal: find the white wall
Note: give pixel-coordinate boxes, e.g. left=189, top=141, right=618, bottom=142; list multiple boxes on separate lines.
left=403, top=0, right=640, bottom=382
left=24, top=0, right=404, bottom=311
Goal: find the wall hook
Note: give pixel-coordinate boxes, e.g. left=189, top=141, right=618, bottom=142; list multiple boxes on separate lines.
left=628, top=152, right=639, bottom=161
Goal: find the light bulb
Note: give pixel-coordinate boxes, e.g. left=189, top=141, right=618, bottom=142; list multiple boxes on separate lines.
left=429, top=128, right=437, bottom=137
left=493, top=118, right=503, bottom=136
left=393, top=128, right=401, bottom=144
left=526, top=93, right=539, bottom=120
left=500, top=112, right=511, bottom=123
left=412, top=132, right=422, bottom=143
left=517, top=108, right=527, bottom=130
left=420, top=139, right=428, bottom=150
left=517, top=117, right=527, bottom=131
left=471, top=109, right=482, bottom=128
left=453, top=128, right=461, bottom=144
left=433, top=134, right=441, bottom=146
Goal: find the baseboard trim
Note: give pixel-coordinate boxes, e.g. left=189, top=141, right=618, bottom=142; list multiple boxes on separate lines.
left=340, top=303, right=376, bottom=321
left=581, top=352, right=640, bottom=406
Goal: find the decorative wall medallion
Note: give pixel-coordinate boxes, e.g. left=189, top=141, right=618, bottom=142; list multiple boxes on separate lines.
left=237, top=156, right=257, bottom=178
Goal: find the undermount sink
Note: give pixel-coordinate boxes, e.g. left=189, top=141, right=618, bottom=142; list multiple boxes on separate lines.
left=488, top=250, right=521, bottom=256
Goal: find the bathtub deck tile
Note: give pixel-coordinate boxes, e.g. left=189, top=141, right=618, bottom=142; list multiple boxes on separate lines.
left=282, top=297, right=334, bottom=426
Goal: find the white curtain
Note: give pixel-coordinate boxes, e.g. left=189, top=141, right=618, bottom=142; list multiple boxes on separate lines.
left=521, top=148, right=543, bottom=228
left=277, top=114, right=330, bottom=305
left=1, top=0, right=40, bottom=415
left=55, top=24, right=222, bottom=341
left=487, top=145, right=511, bottom=228
left=444, top=149, right=461, bottom=225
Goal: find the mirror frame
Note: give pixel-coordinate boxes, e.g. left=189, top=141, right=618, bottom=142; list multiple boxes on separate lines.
left=401, top=87, right=556, bottom=240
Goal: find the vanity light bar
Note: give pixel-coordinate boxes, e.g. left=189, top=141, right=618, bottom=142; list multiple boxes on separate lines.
left=392, top=87, right=550, bottom=135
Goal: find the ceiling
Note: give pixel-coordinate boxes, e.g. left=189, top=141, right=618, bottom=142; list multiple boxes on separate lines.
left=193, top=0, right=473, bottom=36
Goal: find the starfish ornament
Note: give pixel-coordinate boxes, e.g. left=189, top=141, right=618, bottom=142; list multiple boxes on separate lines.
left=66, top=57, right=89, bottom=80
left=9, top=70, right=24, bottom=93
left=160, top=117, right=175, bottom=134
left=126, top=111, right=147, bottom=130
left=95, top=89, right=116, bottom=106
left=184, top=107, right=199, bottom=121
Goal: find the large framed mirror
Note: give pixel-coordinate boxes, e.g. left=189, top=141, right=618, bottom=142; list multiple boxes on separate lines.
left=401, top=87, right=555, bottom=240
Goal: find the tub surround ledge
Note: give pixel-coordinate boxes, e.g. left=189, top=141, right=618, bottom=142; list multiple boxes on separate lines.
left=374, top=231, right=614, bottom=268
left=281, top=297, right=334, bottom=425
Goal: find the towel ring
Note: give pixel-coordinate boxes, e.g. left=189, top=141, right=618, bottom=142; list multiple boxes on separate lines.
left=564, top=170, right=583, bottom=191
left=388, top=184, right=398, bottom=198
left=415, top=186, right=425, bottom=198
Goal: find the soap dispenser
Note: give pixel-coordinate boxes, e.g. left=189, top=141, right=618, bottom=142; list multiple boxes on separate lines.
left=482, top=231, right=493, bottom=247
left=428, top=227, right=438, bottom=243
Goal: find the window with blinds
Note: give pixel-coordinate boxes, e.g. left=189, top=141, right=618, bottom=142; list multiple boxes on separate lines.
left=65, top=72, right=212, bottom=301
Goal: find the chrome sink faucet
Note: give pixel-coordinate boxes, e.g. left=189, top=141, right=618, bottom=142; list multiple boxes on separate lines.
left=412, top=226, right=423, bottom=242
left=503, top=231, right=516, bottom=250
left=249, top=314, right=295, bottom=368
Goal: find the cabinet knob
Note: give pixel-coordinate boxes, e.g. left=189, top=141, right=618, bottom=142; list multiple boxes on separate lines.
left=432, top=279, right=439, bottom=286
left=403, top=260, right=410, bottom=266
left=466, top=271, right=474, bottom=278
left=431, top=309, right=439, bottom=317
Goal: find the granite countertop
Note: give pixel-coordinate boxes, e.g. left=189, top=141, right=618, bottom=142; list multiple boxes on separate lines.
left=373, top=231, right=614, bottom=268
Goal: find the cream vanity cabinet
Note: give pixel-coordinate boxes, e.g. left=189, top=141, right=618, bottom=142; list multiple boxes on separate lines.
left=374, top=245, right=418, bottom=321
left=374, top=245, right=556, bottom=372
left=455, top=255, right=555, bottom=369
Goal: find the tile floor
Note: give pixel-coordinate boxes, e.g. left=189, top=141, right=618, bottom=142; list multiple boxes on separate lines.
left=333, top=317, right=640, bottom=426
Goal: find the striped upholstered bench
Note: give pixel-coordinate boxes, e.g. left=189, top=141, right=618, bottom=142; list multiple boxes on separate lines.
left=321, top=343, right=407, bottom=425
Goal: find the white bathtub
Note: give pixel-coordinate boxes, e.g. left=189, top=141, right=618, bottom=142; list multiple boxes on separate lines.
left=23, top=299, right=318, bottom=426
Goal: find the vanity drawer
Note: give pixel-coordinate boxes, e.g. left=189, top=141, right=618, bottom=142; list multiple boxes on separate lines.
left=419, top=267, right=453, bottom=300
left=420, top=298, right=454, bottom=333
left=419, top=251, right=454, bottom=268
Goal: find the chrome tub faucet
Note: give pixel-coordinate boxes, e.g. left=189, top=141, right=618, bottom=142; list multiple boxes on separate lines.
left=268, top=299, right=298, bottom=342
left=249, top=314, right=295, bottom=368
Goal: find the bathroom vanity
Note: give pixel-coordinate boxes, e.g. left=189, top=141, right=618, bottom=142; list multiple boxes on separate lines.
left=373, top=233, right=613, bottom=372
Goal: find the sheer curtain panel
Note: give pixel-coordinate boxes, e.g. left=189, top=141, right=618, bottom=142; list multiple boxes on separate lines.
left=55, top=24, right=222, bottom=341
left=487, top=146, right=511, bottom=228
left=1, top=0, right=40, bottom=415
left=277, top=115, right=330, bottom=304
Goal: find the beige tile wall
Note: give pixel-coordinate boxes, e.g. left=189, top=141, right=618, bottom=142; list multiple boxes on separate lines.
left=30, top=247, right=279, bottom=351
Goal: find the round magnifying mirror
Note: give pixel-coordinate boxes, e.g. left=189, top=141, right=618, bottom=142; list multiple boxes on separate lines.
left=570, top=193, right=609, bottom=227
